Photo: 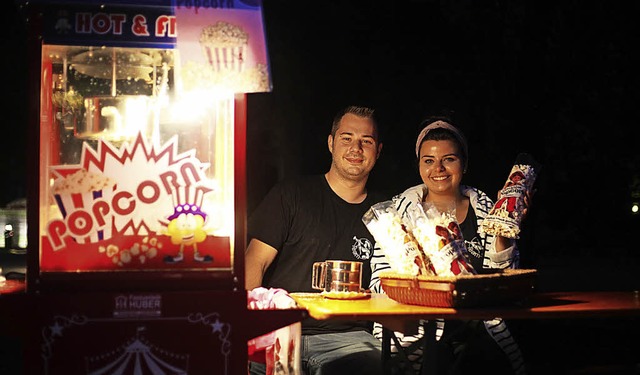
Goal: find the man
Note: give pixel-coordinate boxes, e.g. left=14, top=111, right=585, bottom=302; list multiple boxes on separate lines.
left=246, top=106, right=386, bottom=375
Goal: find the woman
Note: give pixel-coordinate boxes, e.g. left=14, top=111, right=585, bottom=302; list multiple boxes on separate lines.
left=369, top=117, right=526, bottom=374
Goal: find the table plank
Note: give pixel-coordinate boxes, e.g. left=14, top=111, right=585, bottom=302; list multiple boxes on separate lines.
left=291, top=291, right=640, bottom=375
left=290, top=291, right=640, bottom=329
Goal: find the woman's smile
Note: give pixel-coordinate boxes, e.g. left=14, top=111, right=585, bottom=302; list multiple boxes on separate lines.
left=431, top=175, right=449, bottom=181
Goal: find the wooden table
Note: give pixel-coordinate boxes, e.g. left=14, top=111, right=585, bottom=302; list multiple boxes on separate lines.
left=291, top=291, right=640, bottom=374
left=291, top=291, right=640, bottom=331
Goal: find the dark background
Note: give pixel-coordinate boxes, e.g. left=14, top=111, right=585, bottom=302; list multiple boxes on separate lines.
left=2, top=1, right=639, bottom=265
left=244, top=0, right=640, bottom=280
left=1, top=1, right=639, bottom=372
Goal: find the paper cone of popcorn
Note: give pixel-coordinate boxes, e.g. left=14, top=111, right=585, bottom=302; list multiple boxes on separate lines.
left=52, top=169, right=117, bottom=244
left=199, top=21, right=249, bottom=73
left=407, top=203, right=476, bottom=277
left=482, top=153, right=541, bottom=239
left=363, top=201, right=434, bottom=276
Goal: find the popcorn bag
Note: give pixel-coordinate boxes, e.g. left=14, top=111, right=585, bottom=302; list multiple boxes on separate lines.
left=482, top=153, right=541, bottom=239
left=407, top=203, right=476, bottom=277
left=362, top=201, right=432, bottom=276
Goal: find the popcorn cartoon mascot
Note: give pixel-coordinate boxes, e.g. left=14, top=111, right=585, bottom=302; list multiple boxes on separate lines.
left=163, top=187, right=213, bottom=263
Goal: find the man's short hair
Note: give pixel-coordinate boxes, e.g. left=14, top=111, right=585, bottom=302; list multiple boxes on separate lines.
left=330, top=106, right=379, bottom=141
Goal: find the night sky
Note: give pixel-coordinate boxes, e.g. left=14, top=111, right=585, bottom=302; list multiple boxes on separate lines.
left=2, top=1, right=639, bottom=281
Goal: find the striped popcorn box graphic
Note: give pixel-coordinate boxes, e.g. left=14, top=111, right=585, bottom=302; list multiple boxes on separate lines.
left=199, top=21, right=249, bottom=73
left=52, top=169, right=117, bottom=244
left=207, top=45, right=246, bottom=72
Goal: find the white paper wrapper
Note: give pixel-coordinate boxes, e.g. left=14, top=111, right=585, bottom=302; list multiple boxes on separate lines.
left=407, top=203, right=476, bottom=276
left=482, top=153, right=541, bottom=239
left=363, top=201, right=433, bottom=276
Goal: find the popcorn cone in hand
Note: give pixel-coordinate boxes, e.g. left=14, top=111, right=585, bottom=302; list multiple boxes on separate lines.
left=482, top=153, right=541, bottom=239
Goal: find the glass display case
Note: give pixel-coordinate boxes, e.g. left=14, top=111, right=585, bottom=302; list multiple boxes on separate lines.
left=40, top=44, right=235, bottom=276
left=26, top=0, right=271, bottom=291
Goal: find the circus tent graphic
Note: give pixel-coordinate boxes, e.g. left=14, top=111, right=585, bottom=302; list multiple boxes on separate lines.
left=85, top=327, right=189, bottom=375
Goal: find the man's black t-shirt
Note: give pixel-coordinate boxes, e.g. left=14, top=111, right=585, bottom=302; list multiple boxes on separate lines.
left=248, top=174, right=386, bottom=335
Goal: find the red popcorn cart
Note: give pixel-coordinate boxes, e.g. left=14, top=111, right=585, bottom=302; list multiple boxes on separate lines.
left=6, top=0, right=305, bottom=373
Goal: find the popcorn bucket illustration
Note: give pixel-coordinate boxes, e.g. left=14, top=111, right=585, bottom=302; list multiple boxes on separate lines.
left=52, top=169, right=117, bottom=244
left=200, top=21, right=249, bottom=73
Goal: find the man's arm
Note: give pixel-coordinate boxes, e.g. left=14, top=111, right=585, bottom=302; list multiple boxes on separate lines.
left=245, top=238, right=278, bottom=290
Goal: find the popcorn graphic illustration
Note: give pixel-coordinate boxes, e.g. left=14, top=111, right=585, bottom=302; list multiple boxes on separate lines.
left=51, top=168, right=117, bottom=244
left=162, top=184, right=214, bottom=264
left=200, top=21, right=249, bottom=73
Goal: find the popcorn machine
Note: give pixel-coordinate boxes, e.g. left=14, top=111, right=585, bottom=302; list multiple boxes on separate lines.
left=16, top=0, right=305, bottom=373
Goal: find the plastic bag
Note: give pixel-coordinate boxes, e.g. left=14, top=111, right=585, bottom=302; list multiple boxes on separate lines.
left=247, top=287, right=301, bottom=375
left=407, top=202, right=476, bottom=276
left=363, top=201, right=433, bottom=276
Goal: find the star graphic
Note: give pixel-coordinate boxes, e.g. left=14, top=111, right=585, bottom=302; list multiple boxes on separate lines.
left=211, top=319, right=224, bottom=333
left=50, top=322, right=63, bottom=337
